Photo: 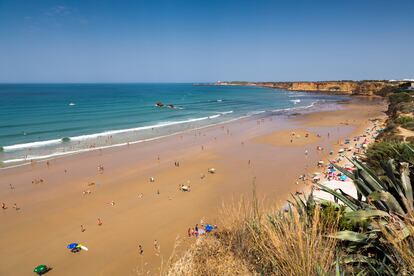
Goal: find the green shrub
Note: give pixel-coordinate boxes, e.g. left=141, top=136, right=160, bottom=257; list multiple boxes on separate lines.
left=365, top=141, right=414, bottom=171
left=403, top=121, right=414, bottom=131
left=395, top=116, right=414, bottom=125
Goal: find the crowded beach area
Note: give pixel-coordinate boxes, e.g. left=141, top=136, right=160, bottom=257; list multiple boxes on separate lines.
left=0, top=97, right=386, bottom=275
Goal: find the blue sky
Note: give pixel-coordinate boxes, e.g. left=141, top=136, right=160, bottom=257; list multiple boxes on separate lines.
left=0, top=0, right=413, bottom=82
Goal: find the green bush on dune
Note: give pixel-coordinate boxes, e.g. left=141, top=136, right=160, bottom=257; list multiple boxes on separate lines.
left=365, top=141, right=414, bottom=172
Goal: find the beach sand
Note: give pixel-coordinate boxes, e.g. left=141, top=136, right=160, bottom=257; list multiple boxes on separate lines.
left=0, top=97, right=386, bottom=275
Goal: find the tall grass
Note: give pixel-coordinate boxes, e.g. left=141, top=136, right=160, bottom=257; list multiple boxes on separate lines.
left=381, top=214, right=414, bottom=275
left=166, top=194, right=338, bottom=275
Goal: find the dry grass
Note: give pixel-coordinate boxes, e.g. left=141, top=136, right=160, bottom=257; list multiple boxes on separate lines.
left=381, top=214, right=414, bottom=275
left=166, top=195, right=338, bottom=275
left=166, top=236, right=250, bottom=276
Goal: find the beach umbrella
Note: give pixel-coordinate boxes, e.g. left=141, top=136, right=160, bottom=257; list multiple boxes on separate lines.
left=33, top=265, right=48, bottom=275
left=67, top=243, right=78, bottom=249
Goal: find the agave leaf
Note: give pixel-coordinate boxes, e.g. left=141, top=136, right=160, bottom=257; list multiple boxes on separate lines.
left=329, top=230, right=369, bottom=242
left=338, top=188, right=374, bottom=209
left=400, top=162, right=413, bottom=210
left=368, top=191, right=405, bottom=215
left=344, top=209, right=390, bottom=221
left=379, top=176, right=413, bottom=214
left=382, top=160, right=403, bottom=194
left=353, top=159, right=387, bottom=191
left=359, top=169, right=385, bottom=192
left=316, top=184, right=360, bottom=211
left=354, top=178, right=374, bottom=198
left=384, top=160, right=399, bottom=186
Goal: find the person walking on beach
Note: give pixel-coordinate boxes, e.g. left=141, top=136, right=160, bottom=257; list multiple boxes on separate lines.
left=153, top=240, right=160, bottom=255
left=97, top=218, right=102, bottom=226
left=2, top=203, right=7, bottom=210
left=139, top=244, right=144, bottom=255
left=80, top=225, right=86, bottom=232
left=195, top=224, right=199, bottom=237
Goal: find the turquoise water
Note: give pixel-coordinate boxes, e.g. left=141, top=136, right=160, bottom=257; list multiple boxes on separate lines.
left=0, top=83, right=347, bottom=165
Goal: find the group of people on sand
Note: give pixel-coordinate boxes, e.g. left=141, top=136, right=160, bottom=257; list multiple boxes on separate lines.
left=296, top=118, right=384, bottom=195
left=187, top=222, right=217, bottom=238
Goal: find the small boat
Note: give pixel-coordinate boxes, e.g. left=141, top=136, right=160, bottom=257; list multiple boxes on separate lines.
left=155, top=102, right=164, bottom=107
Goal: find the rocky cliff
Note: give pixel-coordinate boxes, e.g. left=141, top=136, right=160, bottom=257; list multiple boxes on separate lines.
left=217, top=80, right=404, bottom=96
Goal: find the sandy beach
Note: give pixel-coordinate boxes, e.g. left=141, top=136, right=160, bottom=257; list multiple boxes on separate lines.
left=0, top=97, right=386, bottom=275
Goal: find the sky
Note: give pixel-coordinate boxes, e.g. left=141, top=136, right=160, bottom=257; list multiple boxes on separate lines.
left=0, top=0, right=413, bottom=83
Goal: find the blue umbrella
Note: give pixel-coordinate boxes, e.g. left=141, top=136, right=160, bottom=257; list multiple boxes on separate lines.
left=67, top=243, right=78, bottom=249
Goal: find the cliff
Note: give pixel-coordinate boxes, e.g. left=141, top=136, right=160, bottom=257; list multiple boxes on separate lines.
left=217, top=80, right=406, bottom=96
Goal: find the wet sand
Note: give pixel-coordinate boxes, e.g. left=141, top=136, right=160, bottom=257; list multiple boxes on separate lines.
left=0, top=98, right=386, bottom=275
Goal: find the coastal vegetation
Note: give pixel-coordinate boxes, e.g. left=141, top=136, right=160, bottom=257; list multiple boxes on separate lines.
left=376, top=87, right=414, bottom=143
left=165, top=88, right=414, bottom=275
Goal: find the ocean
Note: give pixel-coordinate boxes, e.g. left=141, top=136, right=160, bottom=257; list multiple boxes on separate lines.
left=0, top=83, right=348, bottom=166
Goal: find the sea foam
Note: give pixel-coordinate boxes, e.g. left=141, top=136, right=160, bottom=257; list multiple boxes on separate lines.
left=2, top=114, right=225, bottom=152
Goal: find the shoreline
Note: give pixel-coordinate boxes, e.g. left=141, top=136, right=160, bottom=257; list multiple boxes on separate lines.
left=0, top=96, right=341, bottom=169
left=0, top=97, right=386, bottom=275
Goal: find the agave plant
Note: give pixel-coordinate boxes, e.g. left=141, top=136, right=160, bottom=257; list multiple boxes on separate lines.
left=315, top=144, right=414, bottom=274
left=319, top=144, right=414, bottom=216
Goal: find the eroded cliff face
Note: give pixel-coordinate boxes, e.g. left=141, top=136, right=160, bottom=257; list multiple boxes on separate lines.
left=218, top=81, right=400, bottom=96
